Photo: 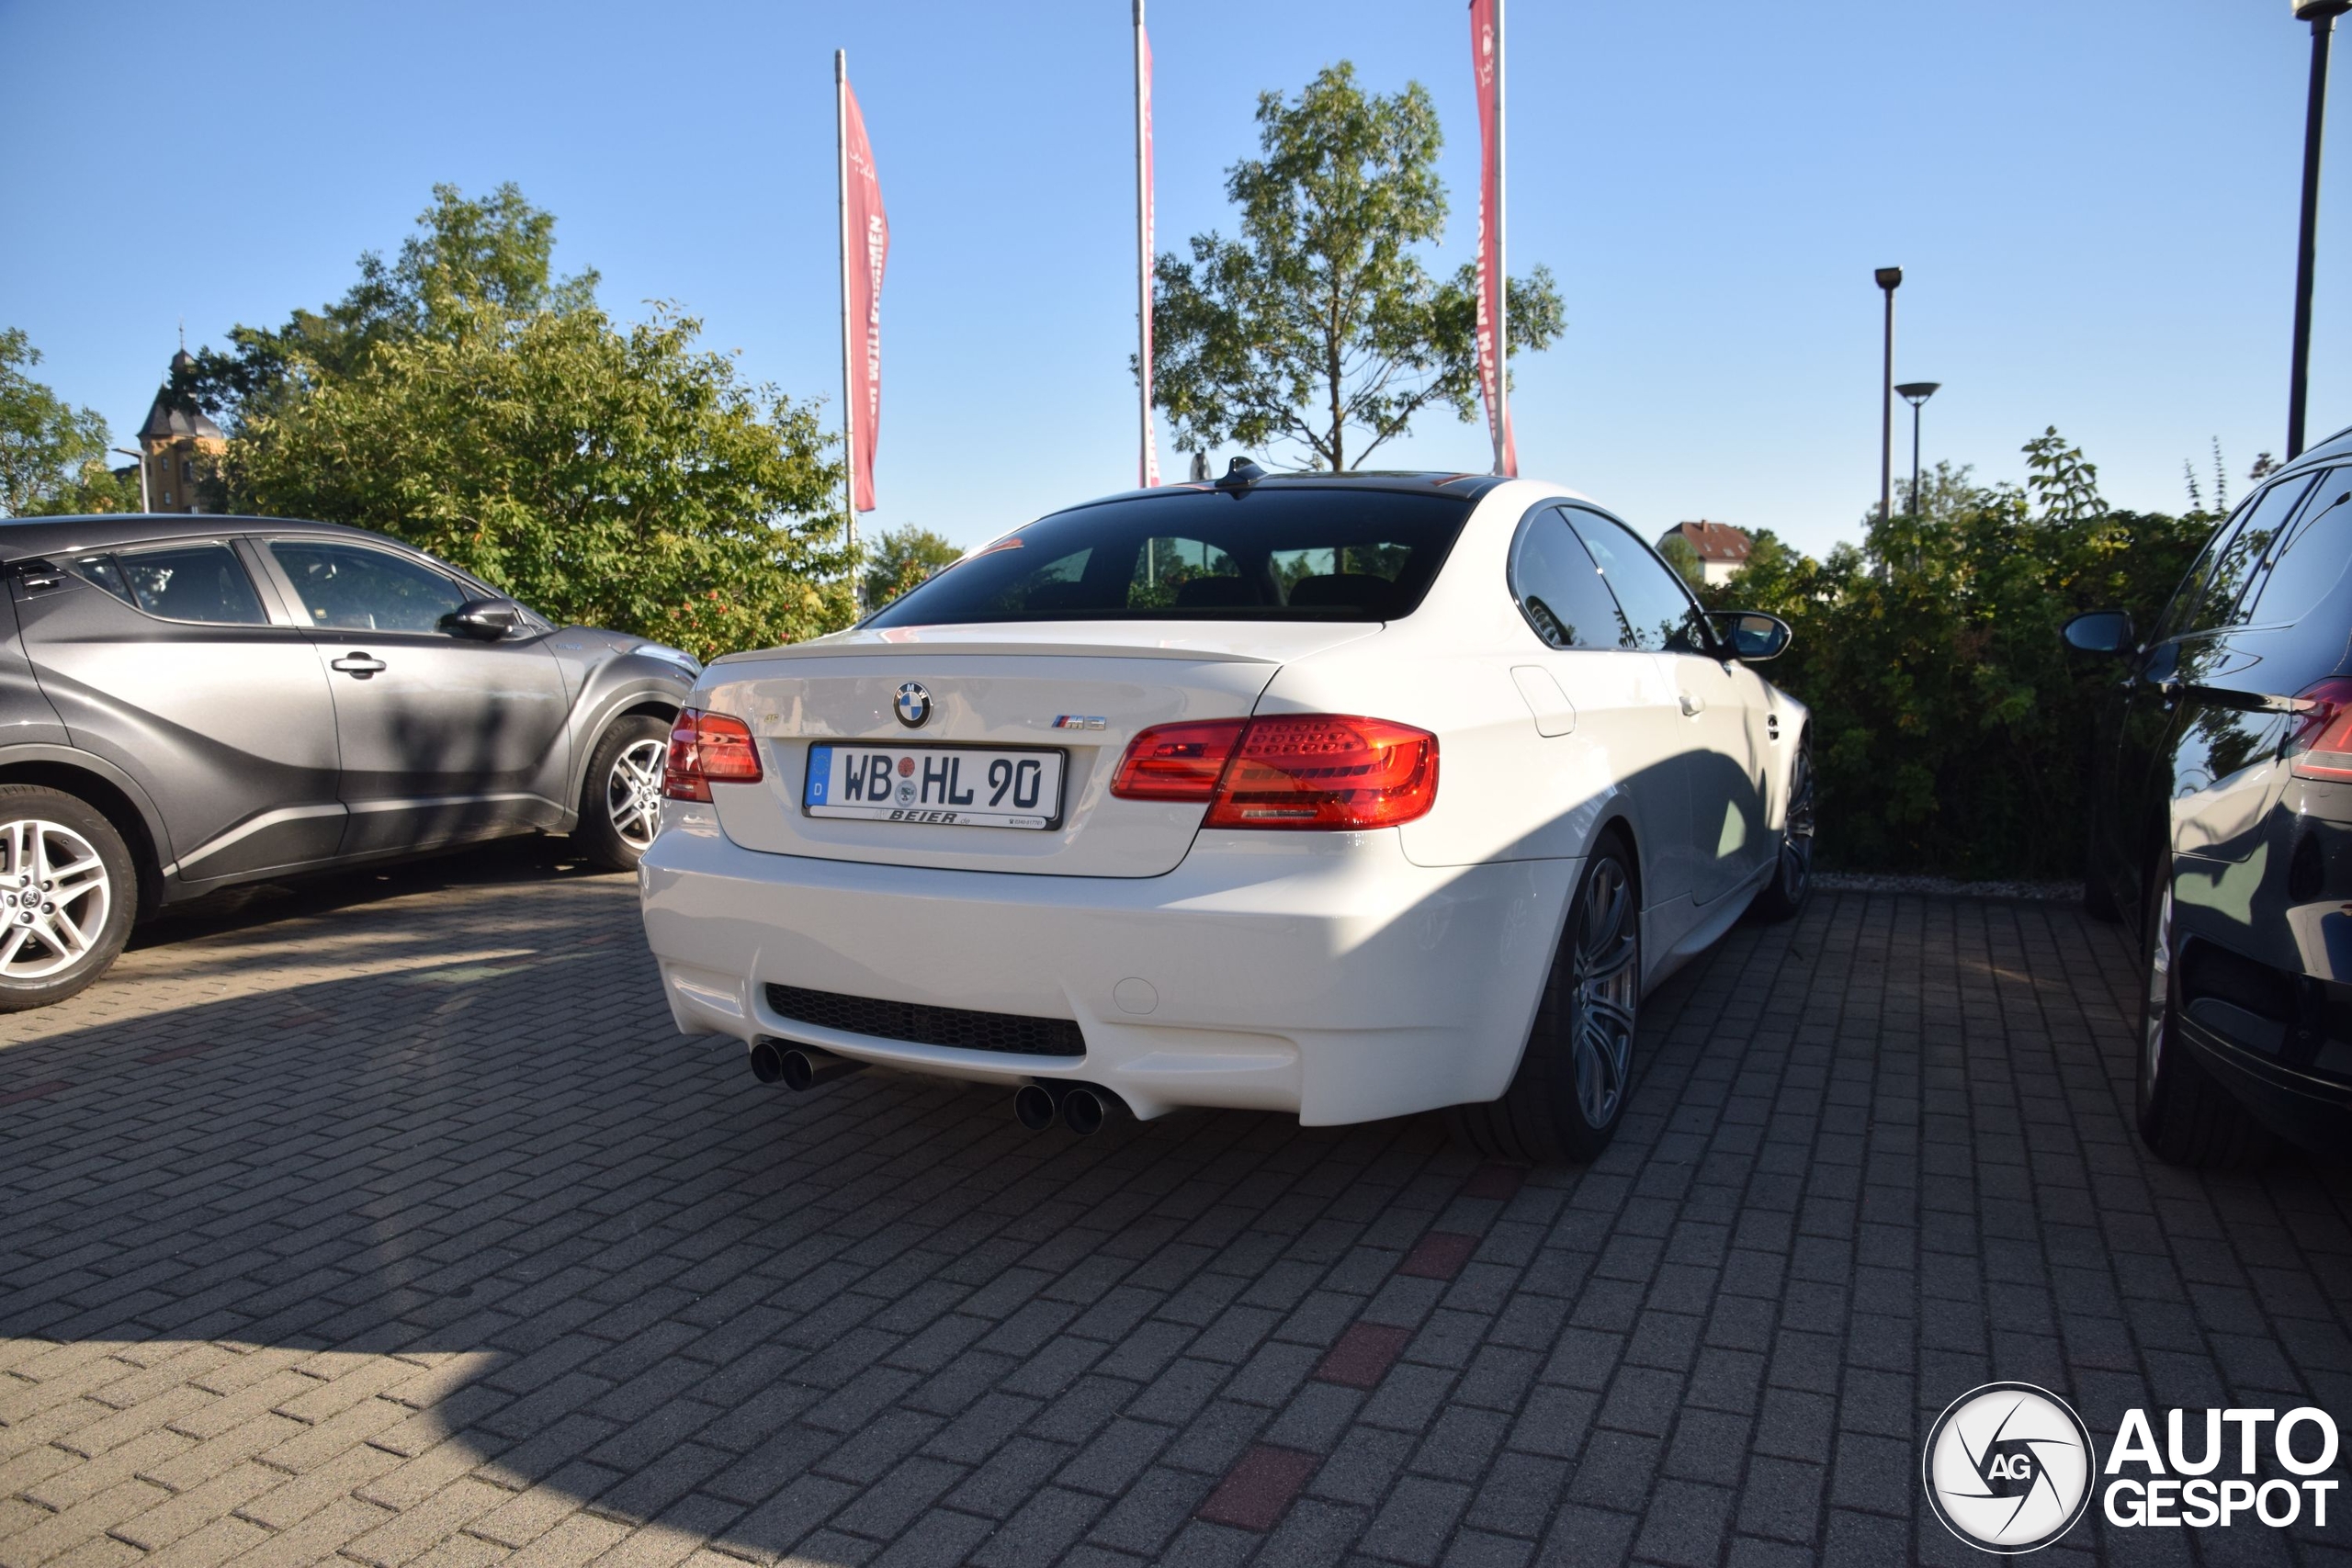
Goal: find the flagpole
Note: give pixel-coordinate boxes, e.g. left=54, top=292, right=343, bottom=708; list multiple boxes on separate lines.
left=1492, top=0, right=1509, bottom=476
left=836, top=49, right=861, bottom=603
left=1134, top=0, right=1152, bottom=491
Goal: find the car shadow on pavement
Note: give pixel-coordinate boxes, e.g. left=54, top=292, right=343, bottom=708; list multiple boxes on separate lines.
left=125, top=834, right=610, bottom=954
left=5, top=886, right=2352, bottom=1567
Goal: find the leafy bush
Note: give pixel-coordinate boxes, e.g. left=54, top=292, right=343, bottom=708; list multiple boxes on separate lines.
left=1705, top=431, right=2212, bottom=880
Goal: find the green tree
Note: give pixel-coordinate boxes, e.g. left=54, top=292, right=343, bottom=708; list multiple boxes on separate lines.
left=217, top=186, right=854, bottom=660
left=1150, top=62, right=1563, bottom=470
left=186, top=183, right=598, bottom=430
left=1706, top=434, right=2211, bottom=879
left=230, top=299, right=852, bottom=661
left=0, top=329, right=119, bottom=517
left=864, top=525, right=961, bottom=608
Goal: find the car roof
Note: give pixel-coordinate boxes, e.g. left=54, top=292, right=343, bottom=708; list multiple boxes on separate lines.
left=1057, top=470, right=1516, bottom=512
left=0, top=513, right=392, bottom=562
left=2278, top=424, right=2352, bottom=480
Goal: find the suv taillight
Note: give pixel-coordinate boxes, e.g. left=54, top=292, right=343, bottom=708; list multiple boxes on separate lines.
left=1110, top=714, right=1438, bottom=829
left=2287, top=678, right=2352, bottom=782
left=663, top=708, right=763, bottom=801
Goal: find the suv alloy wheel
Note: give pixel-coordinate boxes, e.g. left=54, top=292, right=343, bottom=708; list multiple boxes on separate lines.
left=0, top=785, right=136, bottom=1012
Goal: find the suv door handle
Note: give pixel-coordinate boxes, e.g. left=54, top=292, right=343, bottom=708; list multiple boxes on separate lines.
left=1679, top=692, right=1704, bottom=716
left=331, top=653, right=386, bottom=679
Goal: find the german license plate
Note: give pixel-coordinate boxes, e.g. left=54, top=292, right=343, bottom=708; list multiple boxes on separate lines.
left=803, top=744, right=1065, bottom=830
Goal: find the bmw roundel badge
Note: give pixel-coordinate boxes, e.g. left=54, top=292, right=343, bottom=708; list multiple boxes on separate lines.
left=893, top=682, right=933, bottom=728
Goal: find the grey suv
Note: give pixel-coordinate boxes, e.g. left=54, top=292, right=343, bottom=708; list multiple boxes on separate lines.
left=0, top=514, right=698, bottom=1010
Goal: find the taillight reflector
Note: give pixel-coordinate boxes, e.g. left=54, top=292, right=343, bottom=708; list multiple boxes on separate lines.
left=663, top=708, right=763, bottom=802
left=1110, top=714, right=1438, bottom=829
left=2288, top=678, right=2352, bottom=783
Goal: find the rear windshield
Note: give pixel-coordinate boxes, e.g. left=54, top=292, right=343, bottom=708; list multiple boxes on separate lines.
left=864, top=486, right=1474, bottom=626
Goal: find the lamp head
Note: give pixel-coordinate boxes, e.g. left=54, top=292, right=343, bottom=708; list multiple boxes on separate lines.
left=2295, top=1, right=2351, bottom=20
left=1874, top=266, right=1904, bottom=290
left=1895, top=381, right=1941, bottom=406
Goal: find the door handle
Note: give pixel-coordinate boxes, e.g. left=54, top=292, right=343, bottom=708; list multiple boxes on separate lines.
left=331, top=653, right=386, bottom=680
left=1679, top=692, right=1704, bottom=716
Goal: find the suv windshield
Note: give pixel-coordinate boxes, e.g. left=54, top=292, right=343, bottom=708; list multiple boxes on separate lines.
left=864, top=486, right=1475, bottom=626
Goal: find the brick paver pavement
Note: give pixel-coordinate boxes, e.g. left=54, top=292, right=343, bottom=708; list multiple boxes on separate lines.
left=3, top=842, right=2350, bottom=1566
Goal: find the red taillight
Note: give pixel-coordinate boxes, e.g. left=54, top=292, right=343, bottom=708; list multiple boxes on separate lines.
left=1110, top=713, right=1438, bottom=829
left=2288, top=678, right=2352, bottom=782
left=662, top=708, right=763, bottom=802
left=1109, top=719, right=1248, bottom=799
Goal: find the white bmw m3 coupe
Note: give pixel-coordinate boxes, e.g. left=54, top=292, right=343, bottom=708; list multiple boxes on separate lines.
left=638, top=465, right=1813, bottom=1162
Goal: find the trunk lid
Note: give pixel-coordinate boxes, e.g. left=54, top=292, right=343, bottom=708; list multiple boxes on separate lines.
left=696, top=620, right=1376, bottom=876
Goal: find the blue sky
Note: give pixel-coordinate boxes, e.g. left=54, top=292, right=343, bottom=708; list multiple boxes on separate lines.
left=0, top=0, right=2340, bottom=558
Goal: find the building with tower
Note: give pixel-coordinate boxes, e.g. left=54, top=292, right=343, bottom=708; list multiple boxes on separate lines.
left=130, top=348, right=225, bottom=513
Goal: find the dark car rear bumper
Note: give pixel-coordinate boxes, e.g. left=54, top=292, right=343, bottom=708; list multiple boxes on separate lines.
left=2177, top=1002, right=2352, bottom=1156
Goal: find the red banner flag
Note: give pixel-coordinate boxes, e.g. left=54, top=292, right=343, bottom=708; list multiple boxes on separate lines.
left=840, top=66, right=888, bottom=513
left=1136, top=4, right=1159, bottom=488
left=1468, top=0, right=1515, bottom=477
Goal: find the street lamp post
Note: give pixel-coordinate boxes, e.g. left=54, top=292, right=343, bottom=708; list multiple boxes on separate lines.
left=2291, top=0, right=2347, bottom=459
left=109, top=447, right=149, bottom=513
left=1894, top=382, right=1940, bottom=517
left=1875, top=267, right=1903, bottom=528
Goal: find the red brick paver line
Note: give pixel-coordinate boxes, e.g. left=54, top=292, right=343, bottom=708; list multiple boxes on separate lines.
left=1313, top=1322, right=1412, bottom=1390
left=1197, top=1445, right=1320, bottom=1531
left=1396, top=1228, right=1479, bottom=1280
left=0, top=1079, right=69, bottom=1106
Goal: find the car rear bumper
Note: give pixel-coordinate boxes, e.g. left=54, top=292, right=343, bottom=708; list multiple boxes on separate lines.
left=637, top=814, right=1576, bottom=1124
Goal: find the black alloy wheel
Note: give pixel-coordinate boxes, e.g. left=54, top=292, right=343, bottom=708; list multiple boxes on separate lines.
left=1450, top=838, right=1642, bottom=1164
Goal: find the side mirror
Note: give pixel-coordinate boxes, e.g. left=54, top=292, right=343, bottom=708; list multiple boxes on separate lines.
left=2062, top=609, right=2133, bottom=656
left=1709, top=610, right=1792, bottom=661
left=441, top=598, right=522, bottom=640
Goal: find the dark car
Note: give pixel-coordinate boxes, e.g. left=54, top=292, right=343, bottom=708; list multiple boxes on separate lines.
left=2065, top=425, right=2352, bottom=1165
left=0, top=513, right=697, bottom=1010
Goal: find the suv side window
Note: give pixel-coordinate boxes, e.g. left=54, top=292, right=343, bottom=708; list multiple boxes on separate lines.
left=2239, top=469, right=2352, bottom=628
left=269, top=540, right=471, bottom=633
left=1563, top=508, right=1707, bottom=652
left=72, top=542, right=268, bottom=626
left=2183, top=473, right=2317, bottom=636
left=1507, top=506, right=1627, bottom=649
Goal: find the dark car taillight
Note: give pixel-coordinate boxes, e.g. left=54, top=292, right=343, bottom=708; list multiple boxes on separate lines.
left=2288, top=679, right=2352, bottom=783
left=1110, top=714, right=1438, bottom=829
left=663, top=708, right=763, bottom=801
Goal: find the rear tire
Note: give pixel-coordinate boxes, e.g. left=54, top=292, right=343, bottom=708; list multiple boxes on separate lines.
left=2135, top=868, right=2271, bottom=1169
left=1747, top=729, right=1815, bottom=923
left=0, top=786, right=135, bottom=1013
left=1449, top=835, right=1641, bottom=1165
left=574, top=714, right=673, bottom=873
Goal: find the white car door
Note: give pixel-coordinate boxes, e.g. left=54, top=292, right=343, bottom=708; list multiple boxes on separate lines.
left=1566, top=508, right=1766, bottom=908
left=1504, top=505, right=1693, bottom=907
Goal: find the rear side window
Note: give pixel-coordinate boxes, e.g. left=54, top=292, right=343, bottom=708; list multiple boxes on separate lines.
left=1563, top=508, right=1707, bottom=652
left=865, top=486, right=1474, bottom=626
left=72, top=543, right=267, bottom=626
left=2182, top=474, right=2317, bottom=636
left=1508, top=507, right=1626, bottom=649
left=2240, top=469, right=2352, bottom=629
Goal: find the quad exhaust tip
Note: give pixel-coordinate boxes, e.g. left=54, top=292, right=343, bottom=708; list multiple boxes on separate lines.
left=1012, top=1080, right=1127, bottom=1135
left=748, top=1039, right=864, bottom=1092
